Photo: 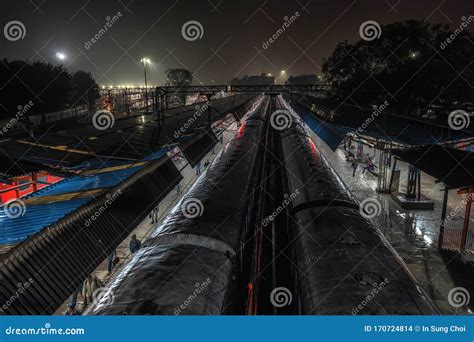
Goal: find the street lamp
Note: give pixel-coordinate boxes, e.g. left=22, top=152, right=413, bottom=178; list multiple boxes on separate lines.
left=408, top=51, right=419, bottom=60
left=55, top=52, right=66, bottom=61
left=140, top=57, right=151, bottom=112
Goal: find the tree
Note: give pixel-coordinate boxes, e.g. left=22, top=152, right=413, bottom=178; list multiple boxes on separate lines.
left=0, top=59, right=71, bottom=118
left=322, top=20, right=474, bottom=116
left=165, top=68, right=193, bottom=105
left=70, top=71, right=100, bottom=112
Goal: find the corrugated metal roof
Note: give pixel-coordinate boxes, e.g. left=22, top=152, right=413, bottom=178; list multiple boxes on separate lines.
left=0, top=198, right=91, bottom=246
left=0, top=95, right=253, bottom=176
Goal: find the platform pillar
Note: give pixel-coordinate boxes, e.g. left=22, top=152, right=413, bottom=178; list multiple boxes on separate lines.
left=438, top=186, right=450, bottom=249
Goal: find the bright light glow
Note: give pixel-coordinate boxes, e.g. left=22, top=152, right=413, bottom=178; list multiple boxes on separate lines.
left=56, top=52, right=66, bottom=60
left=141, top=57, right=151, bottom=65
left=408, top=51, right=420, bottom=59
left=267, top=73, right=272, bottom=77
left=280, top=70, right=286, bottom=74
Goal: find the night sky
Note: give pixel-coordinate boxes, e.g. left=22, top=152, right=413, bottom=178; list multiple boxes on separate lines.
left=1, top=0, right=472, bottom=86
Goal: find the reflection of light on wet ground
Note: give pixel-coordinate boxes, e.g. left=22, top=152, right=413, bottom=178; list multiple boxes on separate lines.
left=396, top=209, right=406, bottom=219
left=415, top=226, right=433, bottom=245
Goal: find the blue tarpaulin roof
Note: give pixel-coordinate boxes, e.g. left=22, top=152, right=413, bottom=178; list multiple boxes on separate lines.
left=0, top=148, right=167, bottom=247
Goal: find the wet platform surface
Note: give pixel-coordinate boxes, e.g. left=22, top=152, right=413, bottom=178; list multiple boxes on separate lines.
left=309, top=131, right=474, bottom=315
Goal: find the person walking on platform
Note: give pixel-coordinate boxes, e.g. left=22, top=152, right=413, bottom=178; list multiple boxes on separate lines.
left=129, top=234, right=141, bottom=254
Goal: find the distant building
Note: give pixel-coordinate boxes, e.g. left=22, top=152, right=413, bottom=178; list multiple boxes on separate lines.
left=230, top=73, right=274, bottom=85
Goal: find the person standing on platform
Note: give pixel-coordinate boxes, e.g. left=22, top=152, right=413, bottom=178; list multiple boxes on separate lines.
left=107, top=249, right=116, bottom=276
left=351, top=159, right=358, bottom=177
left=195, top=161, right=201, bottom=175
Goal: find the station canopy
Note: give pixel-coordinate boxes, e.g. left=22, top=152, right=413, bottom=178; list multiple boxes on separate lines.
left=286, top=93, right=473, bottom=150
left=392, top=145, right=474, bottom=189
